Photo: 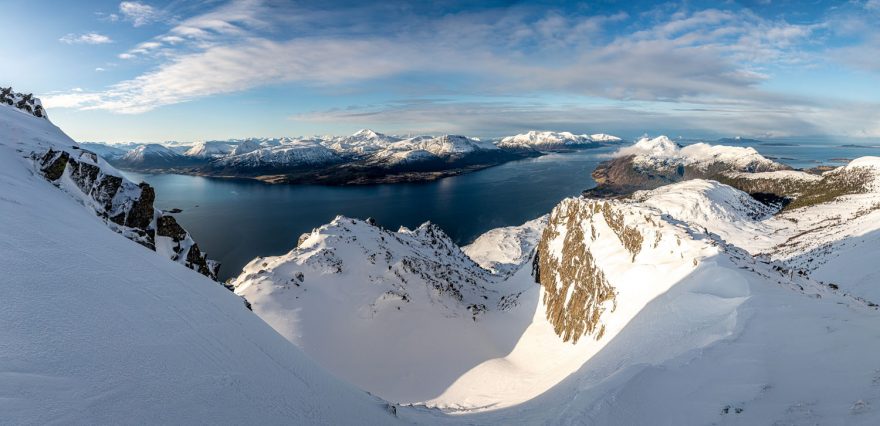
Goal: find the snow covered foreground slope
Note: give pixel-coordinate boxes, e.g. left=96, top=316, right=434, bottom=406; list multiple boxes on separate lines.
left=234, top=171, right=880, bottom=424
left=0, top=103, right=397, bottom=424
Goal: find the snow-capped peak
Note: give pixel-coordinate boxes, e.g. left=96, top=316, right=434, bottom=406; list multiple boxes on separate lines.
left=352, top=129, right=384, bottom=139
left=615, top=135, right=680, bottom=158
left=613, top=135, right=783, bottom=172
left=123, top=144, right=182, bottom=161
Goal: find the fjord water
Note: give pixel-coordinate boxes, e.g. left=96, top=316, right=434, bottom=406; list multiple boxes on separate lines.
left=125, top=140, right=880, bottom=282
left=125, top=147, right=616, bottom=281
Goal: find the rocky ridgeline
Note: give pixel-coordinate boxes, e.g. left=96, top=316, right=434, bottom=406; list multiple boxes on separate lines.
left=36, top=147, right=220, bottom=280
left=1, top=87, right=47, bottom=119
left=234, top=216, right=515, bottom=320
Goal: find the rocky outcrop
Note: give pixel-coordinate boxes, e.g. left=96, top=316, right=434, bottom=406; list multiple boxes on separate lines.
left=534, top=199, right=632, bottom=343
left=36, top=147, right=220, bottom=280
left=1, top=87, right=47, bottom=119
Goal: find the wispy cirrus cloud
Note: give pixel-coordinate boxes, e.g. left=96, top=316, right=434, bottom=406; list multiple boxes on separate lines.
left=59, top=32, right=113, bottom=45
left=119, top=1, right=162, bottom=27
left=41, top=0, right=880, bottom=137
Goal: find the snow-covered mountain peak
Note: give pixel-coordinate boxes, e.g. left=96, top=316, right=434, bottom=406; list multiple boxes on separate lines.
left=184, top=140, right=235, bottom=158
left=124, top=143, right=182, bottom=161
left=352, top=128, right=384, bottom=139
left=616, top=135, right=680, bottom=158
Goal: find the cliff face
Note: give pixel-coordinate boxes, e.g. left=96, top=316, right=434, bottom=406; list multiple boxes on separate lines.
left=534, top=200, right=618, bottom=343
left=36, top=147, right=220, bottom=280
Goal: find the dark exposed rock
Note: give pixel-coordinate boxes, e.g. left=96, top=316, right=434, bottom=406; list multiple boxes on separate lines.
left=185, top=243, right=219, bottom=280
left=125, top=183, right=155, bottom=229
left=39, top=150, right=69, bottom=181
left=34, top=147, right=221, bottom=282
left=1, top=87, right=49, bottom=119
left=157, top=215, right=188, bottom=241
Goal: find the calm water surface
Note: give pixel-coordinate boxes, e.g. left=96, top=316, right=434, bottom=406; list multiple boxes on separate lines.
left=125, top=140, right=880, bottom=281
left=125, top=147, right=615, bottom=281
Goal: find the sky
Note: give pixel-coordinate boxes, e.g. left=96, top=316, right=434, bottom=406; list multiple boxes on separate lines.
left=3, top=0, right=880, bottom=143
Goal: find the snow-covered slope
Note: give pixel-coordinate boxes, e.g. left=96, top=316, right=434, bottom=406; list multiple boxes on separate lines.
left=496, top=131, right=620, bottom=150
left=462, top=216, right=547, bottom=276
left=0, top=99, right=398, bottom=424
left=184, top=140, right=236, bottom=158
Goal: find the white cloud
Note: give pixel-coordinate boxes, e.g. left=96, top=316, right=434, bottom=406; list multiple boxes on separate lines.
left=59, top=32, right=113, bottom=45
left=866, top=0, right=880, bottom=11
left=45, top=1, right=879, bottom=137
left=119, top=1, right=160, bottom=27
left=95, top=67, right=106, bottom=72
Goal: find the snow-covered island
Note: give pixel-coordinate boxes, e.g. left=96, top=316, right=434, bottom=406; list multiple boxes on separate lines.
left=7, top=90, right=880, bottom=424
left=83, top=130, right=623, bottom=185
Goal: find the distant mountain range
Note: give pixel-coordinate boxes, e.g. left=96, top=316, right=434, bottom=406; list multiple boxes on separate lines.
left=83, top=130, right=624, bottom=185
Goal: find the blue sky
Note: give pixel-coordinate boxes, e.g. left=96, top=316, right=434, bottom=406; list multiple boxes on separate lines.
left=3, top=0, right=880, bottom=142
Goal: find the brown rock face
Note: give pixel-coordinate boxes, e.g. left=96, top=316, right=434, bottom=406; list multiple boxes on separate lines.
left=534, top=199, right=619, bottom=344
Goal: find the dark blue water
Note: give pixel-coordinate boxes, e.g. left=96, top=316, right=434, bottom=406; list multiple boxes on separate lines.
left=124, top=147, right=616, bottom=281
left=126, top=140, right=880, bottom=282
